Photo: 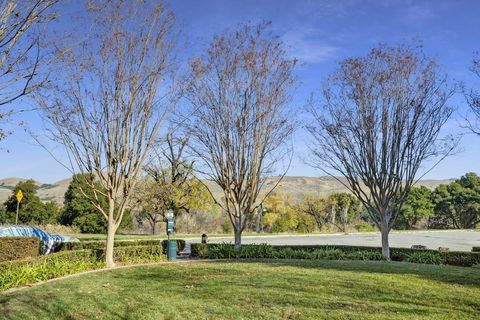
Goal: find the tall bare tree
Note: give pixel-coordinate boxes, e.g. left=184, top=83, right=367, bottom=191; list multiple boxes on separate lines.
left=465, top=54, right=480, bottom=135
left=36, top=1, right=177, bottom=267
left=0, top=0, right=57, bottom=142
left=184, top=23, right=296, bottom=248
left=307, top=45, right=455, bottom=259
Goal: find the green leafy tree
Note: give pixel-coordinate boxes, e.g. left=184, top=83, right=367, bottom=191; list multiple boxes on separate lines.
left=60, top=174, right=108, bottom=233
left=3, top=180, right=58, bottom=224
left=431, top=173, right=480, bottom=229
left=61, top=174, right=133, bottom=233
left=394, top=186, right=434, bottom=230
left=263, top=193, right=316, bottom=233
left=297, top=194, right=329, bottom=231
left=328, top=193, right=362, bottom=232
left=135, top=135, right=212, bottom=234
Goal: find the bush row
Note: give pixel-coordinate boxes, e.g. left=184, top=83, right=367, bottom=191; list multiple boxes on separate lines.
left=191, top=243, right=480, bottom=267
left=0, top=250, right=100, bottom=292
left=472, top=247, right=480, bottom=253
left=0, top=245, right=166, bottom=292
left=60, top=239, right=186, bottom=254
left=0, top=237, right=40, bottom=262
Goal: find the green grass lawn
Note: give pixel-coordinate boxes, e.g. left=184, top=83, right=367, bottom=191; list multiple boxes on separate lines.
left=1, top=260, right=479, bottom=320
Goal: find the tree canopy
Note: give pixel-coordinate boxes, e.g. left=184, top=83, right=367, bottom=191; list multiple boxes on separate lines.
left=431, top=172, right=480, bottom=229
left=2, top=179, right=59, bottom=224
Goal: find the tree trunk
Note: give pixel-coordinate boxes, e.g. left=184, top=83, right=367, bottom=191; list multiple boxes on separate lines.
left=342, top=207, right=348, bottom=233
left=151, top=218, right=156, bottom=235
left=105, top=218, right=116, bottom=268
left=381, top=220, right=390, bottom=260
left=234, top=227, right=242, bottom=250
left=255, top=211, right=261, bottom=233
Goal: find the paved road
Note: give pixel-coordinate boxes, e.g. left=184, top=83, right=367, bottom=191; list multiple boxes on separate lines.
left=187, top=230, right=480, bottom=252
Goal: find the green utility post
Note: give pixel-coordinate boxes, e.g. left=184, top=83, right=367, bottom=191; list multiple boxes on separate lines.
left=166, top=209, right=176, bottom=261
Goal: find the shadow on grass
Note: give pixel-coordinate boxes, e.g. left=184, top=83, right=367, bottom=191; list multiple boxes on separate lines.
left=0, top=287, right=143, bottom=320
left=226, top=259, right=480, bottom=287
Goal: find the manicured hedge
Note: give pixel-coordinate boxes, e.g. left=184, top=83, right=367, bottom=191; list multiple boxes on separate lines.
left=102, top=245, right=165, bottom=264
left=60, top=239, right=186, bottom=254
left=0, top=237, right=40, bottom=262
left=190, top=243, right=480, bottom=267
left=161, top=239, right=186, bottom=254
left=59, top=239, right=162, bottom=251
left=0, top=245, right=167, bottom=292
left=472, top=247, right=480, bottom=253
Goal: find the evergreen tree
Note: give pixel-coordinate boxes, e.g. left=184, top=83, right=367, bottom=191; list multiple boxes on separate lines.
left=431, top=173, right=480, bottom=229
left=60, top=174, right=133, bottom=233
left=395, top=186, right=434, bottom=229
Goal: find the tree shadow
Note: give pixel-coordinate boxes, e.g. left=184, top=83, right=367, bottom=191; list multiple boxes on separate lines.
left=230, top=258, right=480, bottom=287
left=0, top=283, right=147, bottom=320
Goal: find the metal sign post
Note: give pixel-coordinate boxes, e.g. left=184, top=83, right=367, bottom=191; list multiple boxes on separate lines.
left=15, top=190, right=23, bottom=225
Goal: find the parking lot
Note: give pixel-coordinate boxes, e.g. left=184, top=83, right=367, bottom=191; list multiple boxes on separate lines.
left=188, top=230, right=480, bottom=252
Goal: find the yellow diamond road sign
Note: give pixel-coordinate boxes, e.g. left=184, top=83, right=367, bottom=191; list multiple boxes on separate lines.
left=16, top=190, right=23, bottom=202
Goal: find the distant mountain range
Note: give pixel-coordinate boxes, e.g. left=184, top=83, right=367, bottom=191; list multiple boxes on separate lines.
left=0, top=176, right=455, bottom=204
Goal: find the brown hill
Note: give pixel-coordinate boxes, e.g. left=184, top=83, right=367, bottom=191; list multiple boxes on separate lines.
left=0, top=176, right=454, bottom=205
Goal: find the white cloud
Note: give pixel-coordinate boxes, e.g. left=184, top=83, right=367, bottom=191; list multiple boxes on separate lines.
left=282, top=28, right=339, bottom=64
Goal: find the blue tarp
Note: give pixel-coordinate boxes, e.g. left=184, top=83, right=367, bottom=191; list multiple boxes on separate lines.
left=0, top=225, right=79, bottom=254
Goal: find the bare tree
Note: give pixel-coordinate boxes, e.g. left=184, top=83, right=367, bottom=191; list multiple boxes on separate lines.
left=135, top=134, right=205, bottom=234
left=184, top=23, right=296, bottom=248
left=0, top=0, right=57, bottom=141
left=465, top=54, right=480, bottom=135
left=307, top=45, right=455, bottom=259
left=36, top=1, right=177, bottom=267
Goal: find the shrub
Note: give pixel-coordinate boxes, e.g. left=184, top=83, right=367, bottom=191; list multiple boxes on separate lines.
left=190, top=243, right=479, bottom=267
left=161, top=239, right=186, bottom=254
left=191, top=243, right=208, bottom=258
left=0, top=244, right=167, bottom=292
left=472, top=247, right=480, bottom=253
left=271, top=247, right=297, bottom=259
left=59, top=239, right=162, bottom=251
left=239, top=243, right=275, bottom=259
left=405, top=251, right=445, bottom=265
left=347, top=250, right=385, bottom=261
left=354, top=221, right=376, bottom=232
left=0, top=237, right=40, bottom=262
left=207, top=242, right=237, bottom=259
left=443, top=251, right=480, bottom=267
left=311, top=248, right=346, bottom=260
left=111, top=245, right=165, bottom=264
left=0, top=250, right=100, bottom=291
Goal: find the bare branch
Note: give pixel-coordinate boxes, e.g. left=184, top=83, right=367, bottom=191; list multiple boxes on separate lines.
left=183, top=23, right=297, bottom=247
left=306, top=44, right=455, bottom=258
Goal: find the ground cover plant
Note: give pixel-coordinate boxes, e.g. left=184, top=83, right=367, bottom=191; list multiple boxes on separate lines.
left=0, top=245, right=165, bottom=292
left=1, top=260, right=479, bottom=319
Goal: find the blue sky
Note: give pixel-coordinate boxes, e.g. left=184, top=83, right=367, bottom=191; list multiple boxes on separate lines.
left=1, top=0, right=480, bottom=183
